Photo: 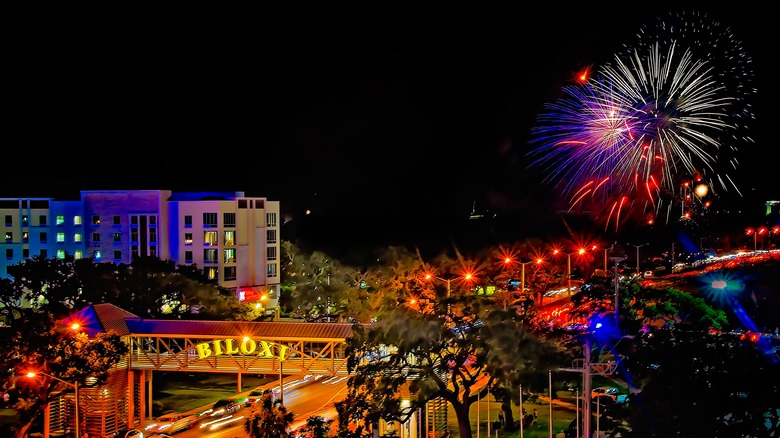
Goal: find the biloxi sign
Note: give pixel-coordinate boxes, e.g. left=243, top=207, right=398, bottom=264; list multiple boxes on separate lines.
left=196, top=339, right=289, bottom=361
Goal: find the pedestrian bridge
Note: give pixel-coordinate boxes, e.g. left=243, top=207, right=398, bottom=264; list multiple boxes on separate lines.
left=70, top=303, right=360, bottom=378
left=125, top=317, right=356, bottom=376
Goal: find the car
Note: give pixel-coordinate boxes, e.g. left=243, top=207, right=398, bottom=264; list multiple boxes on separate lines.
left=144, top=412, right=186, bottom=432
left=591, top=386, right=628, bottom=404
left=113, top=429, right=143, bottom=438
left=246, top=387, right=272, bottom=406
left=208, top=397, right=244, bottom=417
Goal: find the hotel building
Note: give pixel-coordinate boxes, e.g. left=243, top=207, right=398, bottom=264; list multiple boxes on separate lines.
left=0, top=190, right=280, bottom=311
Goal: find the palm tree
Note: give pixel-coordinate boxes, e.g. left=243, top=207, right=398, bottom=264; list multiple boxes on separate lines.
left=244, top=393, right=295, bottom=438
left=306, top=415, right=333, bottom=438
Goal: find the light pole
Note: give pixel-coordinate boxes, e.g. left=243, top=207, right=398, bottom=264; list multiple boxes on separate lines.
left=27, top=371, right=80, bottom=438
left=553, top=248, right=585, bottom=296
left=519, top=259, right=543, bottom=299
left=503, top=256, right=544, bottom=301
left=630, top=243, right=648, bottom=276
left=608, top=243, right=627, bottom=323
left=745, top=226, right=768, bottom=251
left=424, top=272, right=473, bottom=298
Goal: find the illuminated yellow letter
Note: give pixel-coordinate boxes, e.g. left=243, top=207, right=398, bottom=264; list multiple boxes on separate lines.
left=257, top=340, right=274, bottom=358
left=213, top=340, right=224, bottom=356
left=224, top=339, right=239, bottom=355
left=241, top=339, right=257, bottom=355
left=197, top=343, right=213, bottom=360
left=277, top=344, right=289, bottom=362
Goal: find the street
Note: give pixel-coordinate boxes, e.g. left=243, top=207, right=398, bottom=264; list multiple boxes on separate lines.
left=154, top=376, right=348, bottom=437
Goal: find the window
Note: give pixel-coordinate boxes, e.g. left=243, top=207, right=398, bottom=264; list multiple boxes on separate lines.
left=40, top=249, right=47, bottom=258
left=223, top=266, right=237, bottom=281
left=22, top=232, right=29, bottom=243
left=204, top=231, right=218, bottom=246
left=203, top=212, right=217, bottom=227
left=39, top=232, right=47, bottom=243
left=5, top=248, right=12, bottom=258
left=39, top=215, right=47, bottom=225
left=4, top=232, right=12, bottom=242
left=149, top=228, right=156, bottom=243
left=223, top=212, right=236, bottom=227
left=149, top=246, right=157, bottom=257
left=267, top=229, right=277, bottom=244
left=113, top=250, right=121, bottom=260
left=4, top=215, right=12, bottom=226
left=74, top=233, right=82, bottom=243
left=131, top=245, right=139, bottom=258
left=22, top=215, right=28, bottom=225
left=56, top=215, right=65, bottom=226
left=22, top=249, right=29, bottom=258
left=113, top=233, right=121, bottom=242
left=113, top=215, right=121, bottom=225
left=93, top=250, right=102, bottom=260
left=206, top=267, right=218, bottom=281
left=150, top=216, right=157, bottom=225
left=184, top=215, right=193, bottom=227
left=204, top=248, right=218, bottom=263
left=92, top=232, right=100, bottom=242
left=73, top=215, right=82, bottom=225
left=223, top=248, right=236, bottom=263
left=131, top=216, right=138, bottom=225
left=56, top=232, right=65, bottom=243
left=92, top=215, right=100, bottom=225
left=184, top=233, right=193, bottom=245
left=266, top=212, right=277, bottom=227
left=224, top=230, right=235, bottom=246
left=185, top=250, right=193, bottom=264
left=267, top=263, right=278, bottom=278
left=131, top=229, right=138, bottom=242
left=267, top=246, right=277, bottom=260
left=74, top=250, right=83, bottom=260
left=57, top=249, right=66, bottom=259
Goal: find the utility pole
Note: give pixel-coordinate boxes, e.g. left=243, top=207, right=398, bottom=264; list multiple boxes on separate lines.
left=630, top=243, right=649, bottom=276
left=608, top=243, right=627, bottom=322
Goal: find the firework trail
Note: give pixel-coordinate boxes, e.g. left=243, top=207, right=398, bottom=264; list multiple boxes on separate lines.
left=527, top=11, right=755, bottom=231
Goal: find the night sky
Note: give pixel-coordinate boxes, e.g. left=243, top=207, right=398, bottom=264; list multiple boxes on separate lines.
left=6, top=7, right=775, bottom=255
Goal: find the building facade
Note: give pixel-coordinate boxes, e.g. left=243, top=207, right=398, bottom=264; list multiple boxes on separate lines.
left=0, top=190, right=280, bottom=310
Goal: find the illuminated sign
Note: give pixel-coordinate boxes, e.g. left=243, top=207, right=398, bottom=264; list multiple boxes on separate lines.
left=196, top=339, right=289, bottom=361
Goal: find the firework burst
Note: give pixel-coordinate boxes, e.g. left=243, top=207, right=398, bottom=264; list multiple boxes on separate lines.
left=527, top=11, right=756, bottom=232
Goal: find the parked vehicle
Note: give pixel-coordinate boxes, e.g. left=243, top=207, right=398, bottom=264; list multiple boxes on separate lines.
left=591, top=386, right=628, bottom=404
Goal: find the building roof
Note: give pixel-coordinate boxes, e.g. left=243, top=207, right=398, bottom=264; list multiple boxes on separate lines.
left=62, top=303, right=140, bottom=337
left=124, top=318, right=358, bottom=340
left=64, top=304, right=361, bottom=341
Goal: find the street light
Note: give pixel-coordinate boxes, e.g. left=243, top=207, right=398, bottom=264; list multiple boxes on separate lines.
left=502, top=256, right=544, bottom=301
left=745, top=226, right=768, bottom=251
left=27, top=371, right=80, bottom=438
left=552, top=247, right=586, bottom=296
left=424, top=272, right=473, bottom=298
left=608, top=243, right=627, bottom=323
left=630, top=243, right=649, bottom=276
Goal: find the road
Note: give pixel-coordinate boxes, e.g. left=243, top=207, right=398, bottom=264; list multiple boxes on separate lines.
left=151, top=375, right=348, bottom=437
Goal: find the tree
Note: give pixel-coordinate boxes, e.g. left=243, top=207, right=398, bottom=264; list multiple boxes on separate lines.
left=343, top=272, right=566, bottom=438
left=306, top=414, right=333, bottom=438
left=0, top=311, right=127, bottom=438
left=558, top=268, right=776, bottom=437
left=4, top=254, right=255, bottom=321
left=244, top=392, right=295, bottom=438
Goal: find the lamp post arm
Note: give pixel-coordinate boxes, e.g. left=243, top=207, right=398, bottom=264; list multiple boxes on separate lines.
left=28, top=372, right=80, bottom=437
